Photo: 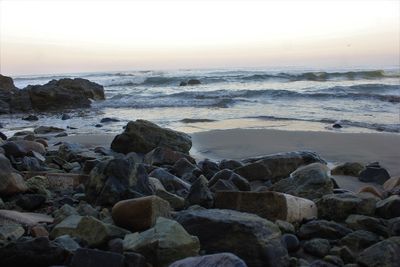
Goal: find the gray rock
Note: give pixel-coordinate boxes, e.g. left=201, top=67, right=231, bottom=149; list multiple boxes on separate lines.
left=123, top=217, right=200, bottom=267
left=331, top=162, right=364, bottom=176
left=357, top=237, right=400, bottom=267
left=144, top=147, right=195, bottom=166
left=316, top=193, right=377, bottom=221
left=209, top=169, right=250, bottom=191
left=359, top=162, right=390, bottom=185
left=236, top=151, right=325, bottom=182
left=0, top=224, right=25, bottom=242
left=111, top=120, right=192, bottom=154
left=197, top=159, right=220, bottom=179
left=16, top=194, right=46, bottom=211
left=303, top=238, right=331, bottom=257
left=345, top=214, right=389, bottom=237
left=175, top=208, right=289, bottom=267
left=0, top=154, right=28, bottom=196
left=173, top=158, right=202, bottom=183
left=149, top=168, right=191, bottom=197
left=340, top=230, right=381, bottom=252
left=169, top=253, right=248, bottom=267
left=53, top=235, right=81, bottom=252
left=376, top=195, right=400, bottom=219
left=34, top=126, right=65, bottom=134
left=281, top=234, right=300, bottom=253
left=70, top=248, right=124, bottom=267
left=186, top=175, right=214, bottom=208
left=219, top=159, right=243, bottom=170
left=298, top=220, right=352, bottom=240
left=270, top=163, right=333, bottom=200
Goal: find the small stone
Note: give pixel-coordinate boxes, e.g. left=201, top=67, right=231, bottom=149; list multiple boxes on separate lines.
left=0, top=210, right=53, bottom=226
left=331, top=162, right=364, bottom=176
left=16, top=194, right=46, bottom=211
left=61, top=114, right=71, bottom=120
left=0, top=224, right=25, bottom=241
left=34, top=126, right=65, bottom=134
left=359, top=162, right=390, bottom=184
left=22, top=115, right=39, bottom=121
left=31, top=225, right=49, bottom=237
left=95, top=124, right=103, bottom=128
left=281, top=233, right=300, bottom=253
left=304, top=238, right=331, bottom=257
left=100, top=117, right=120, bottom=123
left=332, top=123, right=342, bottom=128
left=276, top=220, right=295, bottom=234
left=53, top=234, right=81, bottom=252
left=111, top=196, right=171, bottom=232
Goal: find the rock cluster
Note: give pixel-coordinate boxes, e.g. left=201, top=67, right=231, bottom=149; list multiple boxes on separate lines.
left=0, top=120, right=398, bottom=267
left=0, top=74, right=105, bottom=113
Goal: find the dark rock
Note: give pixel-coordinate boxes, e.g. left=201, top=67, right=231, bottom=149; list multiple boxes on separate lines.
left=0, top=74, right=17, bottom=91
left=281, top=234, right=300, bottom=253
left=179, top=81, right=187, bottom=86
left=330, top=246, right=355, bottom=264
left=169, top=253, right=247, bottom=267
left=236, top=151, right=326, bottom=182
left=2, top=141, right=27, bottom=157
left=298, top=220, right=352, bottom=240
left=124, top=252, right=147, bottom=267
left=323, top=255, right=344, bottom=266
left=16, top=156, right=45, bottom=171
left=210, top=179, right=238, bottom=192
left=187, top=79, right=201, bottom=85
left=100, top=117, right=120, bottom=123
left=270, top=163, right=334, bottom=200
left=0, top=153, right=28, bottom=195
left=53, top=235, right=81, bottom=252
left=359, top=162, right=390, bottom=184
left=61, top=114, right=71, bottom=120
left=376, top=195, right=400, bottom=219
left=388, top=217, right=400, bottom=236
left=108, top=238, right=124, bottom=254
left=70, top=248, right=124, bottom=267
left=316, top=193, right=377, bottom=221
left=175, top=208, right=289, bottom=267
left=16, top=194, right=46, bottom=211
left=173, top=158, right=202, bottom=181
left=186, top=176, right=214, bottom=208
left=0, top=236, right=69, bottom=267
left=303, top=238, right=331, bottom=257
left=345, top=214, right=389, bottom=237
left=197, top=159, right=220, bottom=179
left=0, top=132, right=7, bottom=140
left=144, top=146, right=195, bottom=166
left=340, top=230, right=381, bottom=252
left=332, top=123, right=342, bottom=128
left=85, top=159, right=154, bottom=206
left=148, top=168, right=190, bottom=197
left=357, top=237, right=400, bottom=267
left=219, top=159, right=243, bottom=170
left=95, top=124, right=103, bottom=128
left=309, top=260, right=338, bottom=267
left=209, top=169, right=250, bottom=191
left=34, top=126, right=65, bottom=134
left=331, top=162, right=364, bottom=176
left=22, top=115, right=39, bottom=121
left=111, top=120, right=192, bottom=154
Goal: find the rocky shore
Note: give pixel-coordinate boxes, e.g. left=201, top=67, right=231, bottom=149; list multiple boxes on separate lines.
left=0, top=118, right=399, bottom=267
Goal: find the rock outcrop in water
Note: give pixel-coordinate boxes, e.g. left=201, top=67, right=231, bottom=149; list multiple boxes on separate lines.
left=0, top=120, right=399, bottom=267
left=0, top=75, right=105, bottom=113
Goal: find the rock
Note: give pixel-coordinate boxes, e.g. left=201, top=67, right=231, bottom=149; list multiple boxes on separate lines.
left=276, top=220, right=295, bottom=234
left=25, top=175, right=50, bottom=197
left=34, top=126, right=65, bottom=134
left=298, top=220, right=352, bottom=240
left=330, top=246, right=355, bottom=264
left=111, top=196, right=171, bottom=232
left=0, top=132, right=7, bottom=140
left=219, top=159, right=243, bottom=170
left=197, top=159, right=220, bottom=179
left=144, top=147, right=195, bottom=166
left=172, top=158, right=202, bottom=182
left=0, top=74, right=17, bottom=91
left=210, top=179, right=239, bottom=192
left=53, top=234, right=81, bottom=252
left=209, top=169, right=251, bottom=191
left=123, top=217, right=200, bottom=267
left=340, top=230, right=381, bottom=252
left=111, top=120, right=192, bottom=154
left=376, top=195, right=400, bottom=219
left=0, top=210, right=53, bottom=226
left=388, top=217, right=400, bottom=236
left=175, top=208, right=289, bottom=267
left=77, top=203, right=98, bottom=218
left=0, top=154, right=28, bottom=195
left=303, top=238, right=331, bottom=257
left=357, top=237, right=400, bottom=267
left=0, top=224, right=25, bottom=241
left=281, top=233, right=300, bottom=253
left=31, top=225, right=49, bottom=237
left=331, top=162, right=364, bottom=176
left=169, top=253, right=247, bottom=267
left=236, top=151, right=326, bottom=182
left=22, top=114, right=39, bottom=121
left=332, top=123, right=342, bottom=128
left=316, top=193, right=377, bottom=221
left=26, top=78, right=105, bottom=110
left=383, top=176, right=400, bottom=191
left=179, top=81, right=187, bottom=86
left=100, top=117, right=120, bottom=123
left=149, top=168, right=191, bottom=197
left=345, top=214, right=388, bottom=237
left=16, top=194, right=46, bottom=211
left=61, top=114, right=71, bottom=120
left=359, top=162, right=390, bottom=184
left=86, top=158, right=154, bottom=206
left=155, top=189, right=185, bottom=210
left=124, top=252, right=147, bottom=267
left=270, top=163, right=334, bottom=200
left=50, top=215, right=130, bottom=247
left=185, top=175, right=214, bottom=208
left=95, top=124, right=103, bottom=128
left=358, top=186, right=384, bottom=199
left=108, top=238, right=124, bottom=253
left=187, top=79, right=201, bottom=85
left=0, top=236, right=69, bottom=267
left=215, top=191, right=317, bottom=223
left=70, top=248, right=125, bottom=267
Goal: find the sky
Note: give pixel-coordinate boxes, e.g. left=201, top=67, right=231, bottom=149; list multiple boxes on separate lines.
left=0, top=0, right=399, bottom=75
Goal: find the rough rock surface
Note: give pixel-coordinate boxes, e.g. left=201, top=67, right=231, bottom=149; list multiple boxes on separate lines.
left=0, top=154, right=28, bottom=195
left=357, top=237, right=400, bottom=267
left=111, top=120, right=192, bottom=154
left=169, top=253, right=248, bottom=267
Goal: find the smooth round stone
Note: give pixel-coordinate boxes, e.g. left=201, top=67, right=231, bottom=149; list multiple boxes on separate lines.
left=281, top=233, right=300, bottom=253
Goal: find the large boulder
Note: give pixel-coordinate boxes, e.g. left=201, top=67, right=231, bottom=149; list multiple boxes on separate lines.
left=123, top=217, right=200, bottom=267
left=376, top=195, right=400, bottom=219
left=149, top=168, right=191, bottom=197
left=185, top=175, right=214, bottom=208
left=357, top=237, right=400, bottom=267
left=175, top=209, right=289, bottom=267
left=111, top=196, right=171, bottom=232
left=0, top=74, right=16, bottom=114
left=209, top=169, right=251, bottom=192
left=26, top=78, right=105, bottom=111
left=359, top=162, right=390, bottom=185
left=169, top=253, right=247, bottom=267
left=111, top=120, right=192, bottom=154
left=298, top=219, right=352, bottom=240
left=270, top=163, right=334, bottom=200
left=0, top=154, right=28, bottom=195
left=235, top=151, right=325, bottom=182
left=316, top=193, right=377, bottom=221
left=144, top=147, right=195, bottom=166
left=85, top=158, right=154, bottom=206
left=214, top=191, right=317, bottom=223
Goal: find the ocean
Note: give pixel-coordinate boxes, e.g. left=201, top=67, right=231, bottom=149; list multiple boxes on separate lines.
left=1, top=67, right=399, bottom=136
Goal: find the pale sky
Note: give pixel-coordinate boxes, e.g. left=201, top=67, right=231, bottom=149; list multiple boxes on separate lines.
left=0, top=0, right=399, bottom=75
